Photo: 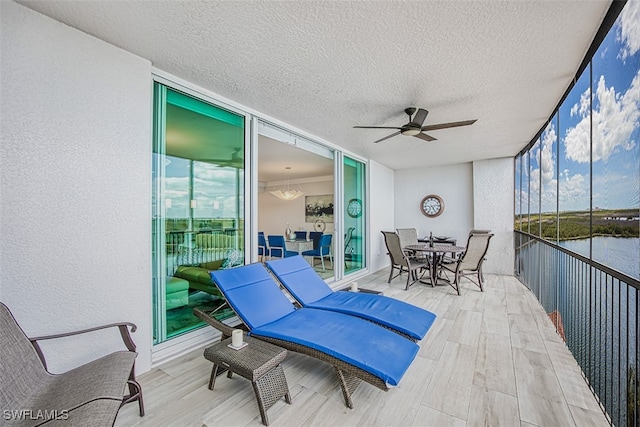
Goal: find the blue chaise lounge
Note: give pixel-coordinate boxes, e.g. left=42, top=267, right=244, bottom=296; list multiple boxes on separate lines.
left=207, top=263, right=420, bottom=408
left=266, top=255, right=436, bottom=341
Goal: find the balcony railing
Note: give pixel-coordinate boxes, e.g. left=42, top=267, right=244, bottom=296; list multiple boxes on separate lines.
left=515, top=231, right=639, bottom=426
left=165, top=228, right=241, bottom=276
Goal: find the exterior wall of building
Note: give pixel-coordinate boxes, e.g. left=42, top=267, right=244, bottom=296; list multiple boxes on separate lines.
left=394, top=163, right=474, bottom=246
left=473, top=157, right=515, bottom=275
left=1, top=2, right=154, bottom=373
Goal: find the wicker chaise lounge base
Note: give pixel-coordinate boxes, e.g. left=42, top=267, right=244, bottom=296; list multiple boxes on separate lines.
left=1, top=302, right=144, bottom=427
left=194, top=306, right=387, bottom=409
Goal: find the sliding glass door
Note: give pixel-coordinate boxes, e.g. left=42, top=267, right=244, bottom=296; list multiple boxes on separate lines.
left=152, top=82, right=245, bottom=344
left=343, top=156, right=366, bottom=274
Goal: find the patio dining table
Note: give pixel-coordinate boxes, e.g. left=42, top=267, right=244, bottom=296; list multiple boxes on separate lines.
left=404, top=244, right=466, bottom=287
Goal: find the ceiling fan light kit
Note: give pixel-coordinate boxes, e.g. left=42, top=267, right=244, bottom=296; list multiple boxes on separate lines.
left=354, top=107, right=477, bottom=143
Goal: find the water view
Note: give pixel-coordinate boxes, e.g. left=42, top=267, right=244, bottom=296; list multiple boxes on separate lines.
left=559, top=236, right=640, bottom=280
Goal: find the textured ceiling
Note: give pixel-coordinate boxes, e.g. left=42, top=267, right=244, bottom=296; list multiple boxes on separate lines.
left=18, top=0, right=611, bottom=171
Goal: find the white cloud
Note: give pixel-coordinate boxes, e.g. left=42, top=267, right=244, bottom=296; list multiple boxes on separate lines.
left=564, top=71, right=640, bottom=163
left=540, top=123, right=556, bottom=188
left=558, top=171, right=588, bottom=209
left=618, top=0, right=640, bottom=60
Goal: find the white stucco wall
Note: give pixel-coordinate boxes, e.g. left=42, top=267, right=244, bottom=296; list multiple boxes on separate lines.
left=0, top=2, right=153, bottom=373
left=473, top=157, right=514, bottom=275
left=369, top=160, right=395, bottom=273
left=394, top=163, right=474, bottom=246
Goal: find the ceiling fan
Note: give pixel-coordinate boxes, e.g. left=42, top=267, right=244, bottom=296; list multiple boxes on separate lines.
left=201, top=148, right=244, bottom=168
left=354, top=107, right=477, bottom=143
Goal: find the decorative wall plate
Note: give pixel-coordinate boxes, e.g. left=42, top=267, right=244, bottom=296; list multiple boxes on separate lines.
left=314, top=219, right=326, bottom=232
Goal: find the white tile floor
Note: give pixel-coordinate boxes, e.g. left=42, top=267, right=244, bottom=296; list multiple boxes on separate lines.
left=115, top=269, right=609, bottom=426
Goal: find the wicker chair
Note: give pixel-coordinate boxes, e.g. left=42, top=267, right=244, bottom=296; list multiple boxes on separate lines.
left=438, top=232, right=493, bottom=295
left=381, top=231, right=429, bottom=290
left=0, top=303, right=144, bottom=426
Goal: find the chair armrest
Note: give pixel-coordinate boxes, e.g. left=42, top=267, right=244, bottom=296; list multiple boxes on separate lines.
left=29, top=323, right=138, bottom=369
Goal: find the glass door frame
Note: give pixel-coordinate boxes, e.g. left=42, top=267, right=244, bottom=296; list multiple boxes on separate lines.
left=151, top=72, right=252, bottom=361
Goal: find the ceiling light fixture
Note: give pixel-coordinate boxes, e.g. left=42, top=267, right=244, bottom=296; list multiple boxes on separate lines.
left=400, top=127, right=421, bottom=136
left=269, top=167, right=304, bottom=201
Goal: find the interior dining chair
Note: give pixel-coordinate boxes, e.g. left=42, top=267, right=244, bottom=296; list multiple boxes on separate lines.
left=267, top=235, right=297, bottom=259
left=308, top=231, right=323, bottom=250
left=294, top=231, right=307, bottom=240
left=258, top=232, right=268, bottom=262
left=437, top=232, right=493, bottom=295
left=381, top=231, right=428, bottom=290
left=302, top=234, right=333, bottom=271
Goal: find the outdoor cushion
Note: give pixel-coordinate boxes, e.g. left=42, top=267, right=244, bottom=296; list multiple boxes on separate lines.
left=210, top=263, right=419, bottom=387
left=266, top=255, right=436, bottom=340
left=252, top=308, right=418, bottom=386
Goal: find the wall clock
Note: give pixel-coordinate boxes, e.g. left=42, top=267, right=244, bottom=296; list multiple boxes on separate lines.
left=314, top=219, right=326, bottom=232
left=420, top=194, right=444, bottom=218
left=347, top=198, right=362, bottom=218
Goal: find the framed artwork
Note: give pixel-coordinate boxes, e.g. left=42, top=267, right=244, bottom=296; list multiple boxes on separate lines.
left=305, top=194, right=334, bottom=223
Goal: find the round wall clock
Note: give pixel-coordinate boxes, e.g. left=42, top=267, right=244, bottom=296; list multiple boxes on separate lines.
left=347, top=198, right=362, bottom=218
left=314, top=219, right=326, bottom=232
left=420, top=194, right=444, bottom=218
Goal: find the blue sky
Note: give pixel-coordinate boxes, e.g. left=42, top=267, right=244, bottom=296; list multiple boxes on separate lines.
left=523, top=1, right=639, bottom=213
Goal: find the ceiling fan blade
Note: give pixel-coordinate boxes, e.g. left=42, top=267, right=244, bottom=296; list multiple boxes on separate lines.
left=409, top=108, right=429, bottom=127
left=421, top=119, right=477, bottom=132
left=414, top=133, right=437, bottom=142
left=373, top=131, right=401, bottom=144
left=353, top=126, right=403, bottom=129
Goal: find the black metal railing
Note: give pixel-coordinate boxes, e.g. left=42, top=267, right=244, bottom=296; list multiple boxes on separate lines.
left=515, top=231, right=639, bottom=426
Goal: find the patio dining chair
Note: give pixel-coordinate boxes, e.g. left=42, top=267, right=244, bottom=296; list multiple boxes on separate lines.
left=437, top=232, right=493, bottom=295
left=396, top=227, right=425, bottom=259
left=0, top=303, right=144, bottom=426
left=381, top=231, right=429, bottom=290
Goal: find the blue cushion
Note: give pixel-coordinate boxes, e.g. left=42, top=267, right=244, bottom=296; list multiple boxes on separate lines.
left=210, top=264, right=295, bottom=330
left=267, top=256, right=333, bottom=302
left=266, top=255, right=437, bottom=340
left=211, top=262, right=419, bottom=387
left=251, top=308, right=419, bottom=387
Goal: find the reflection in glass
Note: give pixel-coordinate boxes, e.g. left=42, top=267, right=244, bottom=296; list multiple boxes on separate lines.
left=558, top=66, right=591, bottom=258
left=514, top=154, right=522, bottom=231
left=344, top=156, right=365, bottom=274
left=590, top=16, right=640, bottom=272
left=153, top=83, right=245, bottom=344
left=529, top=138, right=541, bottom=236
left=540, top=116, right=558, bottom=242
